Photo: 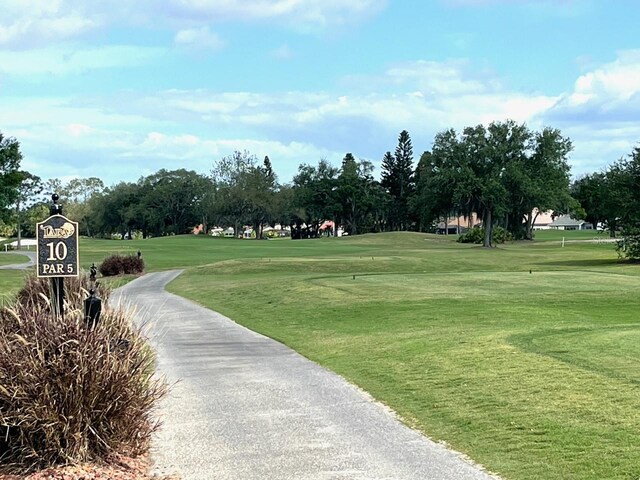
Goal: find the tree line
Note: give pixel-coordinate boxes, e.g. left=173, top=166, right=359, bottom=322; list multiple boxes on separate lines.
left=1, top=124, right=639, bottom=258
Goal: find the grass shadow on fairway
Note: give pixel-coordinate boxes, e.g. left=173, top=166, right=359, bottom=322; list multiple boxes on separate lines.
left=509, top=324, right=640, bottom=386
left=535, top=258, right=623, bottom=268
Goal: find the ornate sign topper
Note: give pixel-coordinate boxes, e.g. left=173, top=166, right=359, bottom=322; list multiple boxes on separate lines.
left=36, top=214, right=80, bottom=278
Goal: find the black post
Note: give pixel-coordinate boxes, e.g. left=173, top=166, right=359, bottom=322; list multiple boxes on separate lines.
left=84, top=263, right=102, bottom=327
left=84, top=287, right=102, bottom=328
left=51, top=277, right=64, bottom=319
left=50, top=194, right=64, bottom=320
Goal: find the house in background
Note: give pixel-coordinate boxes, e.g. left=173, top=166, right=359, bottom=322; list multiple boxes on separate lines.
left=549, top=215, right=593, bottom=230
left=435, top=223, right=468, bottom=235
left=436, top=213, right=480, bottom=235
left=532, top=210, right=555, bottom=230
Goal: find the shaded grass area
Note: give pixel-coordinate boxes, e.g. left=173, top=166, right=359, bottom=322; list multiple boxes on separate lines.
left=165, top=233, right=640, bottom=480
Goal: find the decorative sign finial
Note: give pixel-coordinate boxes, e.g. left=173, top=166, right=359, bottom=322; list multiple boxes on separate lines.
left=50, top=193, right=63, bottom=215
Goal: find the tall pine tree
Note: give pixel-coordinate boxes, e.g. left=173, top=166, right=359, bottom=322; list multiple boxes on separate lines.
left=381, top=130, right=415, bottom=230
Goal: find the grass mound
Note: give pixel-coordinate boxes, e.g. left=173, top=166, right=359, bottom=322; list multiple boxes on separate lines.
left=0, top=275, right=166, bottom=473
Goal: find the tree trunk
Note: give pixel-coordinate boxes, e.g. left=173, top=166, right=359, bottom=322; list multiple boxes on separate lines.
left=483, top=209, right=492, bottom=248
left=351, top=202, right=357, bottom=236
left=202, top=216, right=208, bottom=236
left=524, top=215, right=532, bottom=240
left=16, top=200, right=21, bottom=250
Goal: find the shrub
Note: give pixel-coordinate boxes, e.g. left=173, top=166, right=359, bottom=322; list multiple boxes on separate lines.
left=457, top=226, right=512, bottom=245
left=492, top=226, right=513, bottom=244
left=617, top=227, right=640, bottom=262
left=457, top=227, right=484, bottom=244
left=121, top=255, right=144, bottom=275
left=0, top=275, right=165, bottom=472
left=99, top=254, right=145, bottom=277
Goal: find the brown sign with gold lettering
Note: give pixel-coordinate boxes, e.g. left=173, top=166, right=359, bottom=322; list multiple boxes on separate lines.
left=36, top=214, right=79, bottom=278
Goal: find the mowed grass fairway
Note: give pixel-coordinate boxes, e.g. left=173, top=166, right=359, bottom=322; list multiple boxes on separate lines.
left=0, top=252, right=31, bottom=266
left=167, top=233, right=639, bottom=480
left=0, top=232, right=638, bottom=479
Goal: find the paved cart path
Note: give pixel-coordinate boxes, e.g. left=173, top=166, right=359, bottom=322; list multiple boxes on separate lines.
left=113, top=271, right=498, bottom=480
left=0, top=251, right=36, bottom=269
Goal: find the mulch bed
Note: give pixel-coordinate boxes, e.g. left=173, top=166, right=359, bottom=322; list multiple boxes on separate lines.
left=0, top=454, right=179, bottom=480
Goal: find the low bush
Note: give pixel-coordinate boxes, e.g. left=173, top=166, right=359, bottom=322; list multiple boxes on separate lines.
left=99, top=254, right=145, bottom=277
left=617, top=227, right=640, bottom=262
left=457, top=227, right=485, bottom=244
left=0, top=275, right=165, bottom=472
left=492, top=226, right=513, bottom=244
left=457, top=226, right=513, bottom=245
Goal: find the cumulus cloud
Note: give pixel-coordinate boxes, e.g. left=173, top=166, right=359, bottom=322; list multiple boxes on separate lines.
left=0, top=0, right=102, bottom=49
left=4, top=52, right=640, bottom=184
left=538, top=50, right=640, bottom=175
left=174, top=26, right=226, bottom=51
left=548, top=50, right=640, bottom=117
left=16, top=59, right=557, bottom=172
left=0, top=0, right=387, bottom=50
left=348, top=59, right=501, bottom=96
left=163, top=0, right=387, bottom=30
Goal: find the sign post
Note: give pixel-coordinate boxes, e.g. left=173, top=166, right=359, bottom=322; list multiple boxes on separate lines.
left=36, top=194, right=79, bottom=319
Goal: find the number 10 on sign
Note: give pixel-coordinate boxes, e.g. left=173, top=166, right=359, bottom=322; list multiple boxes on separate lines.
left=36, top=214, right=79, bottom=278
left=46, top=241, right=68, bottom=261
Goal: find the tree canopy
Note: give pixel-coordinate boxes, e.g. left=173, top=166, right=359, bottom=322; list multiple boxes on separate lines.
left=0, top=132, right=25, bottom=222
left=3, top=125, right=638, bottom=261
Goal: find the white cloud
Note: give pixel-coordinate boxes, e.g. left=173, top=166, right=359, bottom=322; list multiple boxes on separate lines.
left=174, top=26, right=226, bottom=51
left=0, top=45, right=165, bottom=77
left=163, top=0, right=387, bottom=30
left=557, top=50, right=640, bottom=109
left=0, top=0, right=102, bottom=49
left=537, top=50, right=640, bottom=175
left=270, top=44, right=294, bottom=60
left=343, top=59, right=502, bottom=97
left=4, top=52, right=640, bottom=185
left=0, top=0, right=387, bottom=51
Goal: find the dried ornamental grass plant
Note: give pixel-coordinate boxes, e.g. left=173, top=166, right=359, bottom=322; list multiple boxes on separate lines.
left=0, top=275, right=166, bottom=473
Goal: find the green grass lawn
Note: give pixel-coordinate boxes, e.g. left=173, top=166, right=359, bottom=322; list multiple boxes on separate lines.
left=1, top=231, right=638, bottom=479
left=532, top=229, right=607, bottom=242
left=0, top=252, right=31, bottom=266
left=167, top=233, right=638, bottom=480
left=0, top=269, right=29, bottom=306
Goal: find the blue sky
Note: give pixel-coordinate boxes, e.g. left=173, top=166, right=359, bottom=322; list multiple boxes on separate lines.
left=1, top=0, right=639, bottom=186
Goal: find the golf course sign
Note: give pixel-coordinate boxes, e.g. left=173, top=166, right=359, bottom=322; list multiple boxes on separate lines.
left=36, top=214, right=79, bottom=278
